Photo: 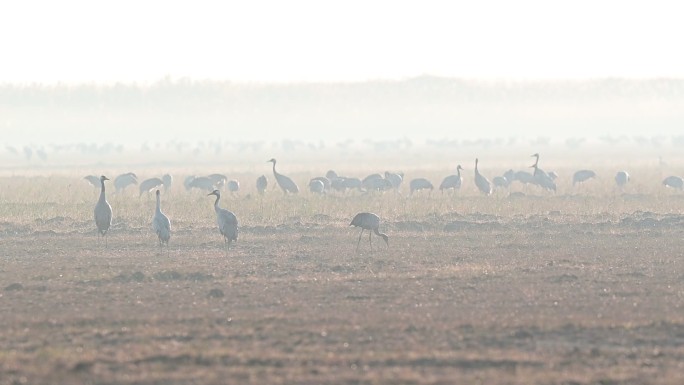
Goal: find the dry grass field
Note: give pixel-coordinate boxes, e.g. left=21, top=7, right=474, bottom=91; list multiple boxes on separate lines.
left=1, top=166, right=683, bottom=384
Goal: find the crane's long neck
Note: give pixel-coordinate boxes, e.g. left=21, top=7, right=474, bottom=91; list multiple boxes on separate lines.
left=456, top=167, right=461, bottom=178
left=156, top=194, right=161, bottom=213
left=475, top=160, right=479, bottom=175
left=271, top=161, right=279, bottom=178
left=99, top=180, right=107, bottom=202
left=533, top=155, right=539, bottom=168
left=214, top=194, right=221, bottom=211
left=373, top=228, right=389, bottom=245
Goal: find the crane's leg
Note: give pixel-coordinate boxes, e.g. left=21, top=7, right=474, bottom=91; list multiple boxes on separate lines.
left=369, top=230, right=373, bottom=253
left=356, top=229, right=364, bottom=252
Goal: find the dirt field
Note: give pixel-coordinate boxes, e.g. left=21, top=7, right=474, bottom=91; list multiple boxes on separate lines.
left=1, top=173, right=684, bottom=384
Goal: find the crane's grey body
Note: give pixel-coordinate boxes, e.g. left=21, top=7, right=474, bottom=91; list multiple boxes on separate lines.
left=114, top=172, right=138, bottom=194
left=384, top=171, right=404, bottom=190
left=94, top=175, right=113, bottom=245
left=409, top=178, right=434, bottom=195
left=267, top=158, right=299, bottom=194
left=663, top=176, right=683, bottom=190
left=227, top=180, right=240, bottom=194
left=615, top=171, right=630, bottom=188
left=152, top=190, right=171, bottom=247
left=162, top=174, right=173, bottom=192
left=208, top=190, right=238, bottom=247
left=309, top=179, right=325, bottom=194
left=350, top=212, right=389, bottom=252
left=573, top=170, right=597, bottom=186
left=187, top=176, right=216, bottom=192
left=208, top=174, right=228, bottom=189
left=139, top=177, right=164, bottom=197
left=310, top=176, right=331, bottom=191
left=256, top=175, right=268, bottom=194
left=474, top=158, right=492, bottom=195
left=440, top=165, right=463, bottom=192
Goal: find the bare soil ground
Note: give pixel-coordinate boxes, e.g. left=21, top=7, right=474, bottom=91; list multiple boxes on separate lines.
left=1, top=207, right=683, bottom=384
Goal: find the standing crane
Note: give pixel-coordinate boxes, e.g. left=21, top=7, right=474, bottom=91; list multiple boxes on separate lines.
left=350, top=212, right=389, bottom=252
left=114, top=172, right=138, bottom=194
left=267, top=158, right=299, bottom=194
left=409, top=178, right=434, bottom=195
left=256, top=175, right=268, bottom=194
left=94, top=175, right=113, bottom=246
left=439, top=165, right=463, bottom=192
left=208, top=190, right=238, bottom=247
left=152, top=190, right=171, bottom=248
left=474, top=158, right=492, bottom=195
left=615, top=171, right=630, bottom=188
left=162, top=174, right=173, bottom=192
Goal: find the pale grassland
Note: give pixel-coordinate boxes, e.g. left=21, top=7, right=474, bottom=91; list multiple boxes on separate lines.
left=0, top=165, right=682, bottom=231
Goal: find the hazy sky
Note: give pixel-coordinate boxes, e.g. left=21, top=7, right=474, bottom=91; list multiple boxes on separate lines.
left=2, top=0, right=684, bottom=83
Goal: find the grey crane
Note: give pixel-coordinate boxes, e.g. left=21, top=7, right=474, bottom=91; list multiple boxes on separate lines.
left=94, top=175, right=113, bottom=246
left=663, top=176, right=683, bottom=190
left=256, top=175, right=268, bottom=195
left=573, top=170, right=597, bottom=186
left=208, top=190, right=238, bottom=247
left=310, top=176, right=331, bottom=191
left=139, top=177, right=164, bottom=197
left=615, top=171, right=630, bottom=188
left=227, top=180, right=240, bottom=194
left=530, top=153, right=550, bottom=178
left=187, top=176, right=216, bottom=192
left=84, top=175, right=100, bottom=188
left=208, top=174, right=228, bottom=189
left=384, top=171, right=404, bottom=190
left=309, top=179, right=325, bottom=194
left=409, top=178, right=434, bottom=195
left=162, top=174, right=173, bottom=192
left=325, top=170, right=338, bottom=179
left=439, top=165, right=464, bottom=192
left=531, top=163, right=557, bottom=191
left=152, top=190, right=171, bottom=248
left=350, top=212, right=389, bottom=252
left=114, top=172, right=138, bottom=194
left=474, top=158, right=492, bottom=195
left=267, top=158, right=299, bottom=194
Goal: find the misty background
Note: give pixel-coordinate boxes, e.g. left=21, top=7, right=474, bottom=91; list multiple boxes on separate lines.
left=2, top=77, right=684, bottom=171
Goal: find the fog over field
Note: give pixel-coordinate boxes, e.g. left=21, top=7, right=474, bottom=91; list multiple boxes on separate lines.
left=2, top=77, right=684, bottom=172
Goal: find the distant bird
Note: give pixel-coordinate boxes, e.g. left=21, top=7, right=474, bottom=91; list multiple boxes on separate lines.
left=492, top=176, right=509, bottom=189
left=114, top=172, right=138, bottom=194
left=227, top=180, right=240, bottom=194
left=615, top=171, right=630, bottom=188
left=162, top=174, right=173, bottom=192
left=530, top=153, right=549, bottom=177
left=152, top=190, right=170, bottom=248
left=325, top=170, right=338, bottom=180
left=267, top=158, right=299, bottom=194
left=309, top=179, right=325, bottom=194
left=187, top=176, right=215, bottom=192
left=94, top=175, right=113, bottom=246
left=208, top=174, right=228, bottom=189
left=573, top=170, right=597, bottom=186
left=474, top=158, right=492, bottom=195
left=342, top=177, right=363, bottom=191
left=139, top=177, right=164, bottom=197
left=362, top=173, right=384, bottom=190
left=84, top=175, right=100, bottom=188
left=256, top=175, right=268, bottom=195
left=514, top=170, right=535, bottom=185
left=310, top=176, right=331, bottom=191
left=384, top=171, right=404, bottom=190
left=662, top=176, right=684, bottom=190
left=439, top=165, right=464, bottom=192
left=208, top=190, right=238, bottom=247
left=531, top=163, right=557, bottom=192
left=409, top=178, right=434, bottom=195
left=350, top=212, right=389, bottom=252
